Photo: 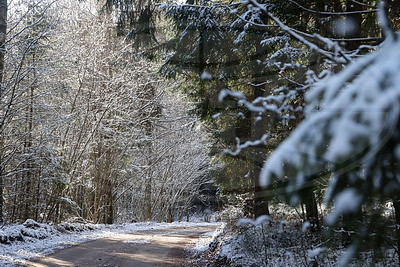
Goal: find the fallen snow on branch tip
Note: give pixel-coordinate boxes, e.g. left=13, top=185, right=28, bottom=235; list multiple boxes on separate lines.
left=222, top=134, right=269, bottom=156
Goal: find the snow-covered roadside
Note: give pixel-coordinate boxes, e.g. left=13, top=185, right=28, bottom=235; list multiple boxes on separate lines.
left=187, top=205, right=399, bottom=266
left=196, top=220, right=399, bottom=267
left=0, top=219, right=220, bottom=266
left=190, top=223, right=225, bottom=254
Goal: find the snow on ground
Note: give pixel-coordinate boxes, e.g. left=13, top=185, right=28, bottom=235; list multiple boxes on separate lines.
left=202, top=220, right=399, bottom=266
left=190, top=225, right=224, bottom=254
left=0, top=219, right=220, bottom=266
left=192, top=204, right=399, bottom=266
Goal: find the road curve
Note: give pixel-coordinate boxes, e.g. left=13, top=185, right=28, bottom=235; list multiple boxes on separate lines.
left=23, top=224, right=219, bottom=267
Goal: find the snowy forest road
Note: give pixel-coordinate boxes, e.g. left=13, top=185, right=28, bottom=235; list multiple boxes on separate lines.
left=23, top=224, right=219, bottom=267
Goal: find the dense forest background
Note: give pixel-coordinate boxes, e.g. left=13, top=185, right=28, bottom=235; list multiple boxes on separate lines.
left=0, top=0, right=215, bottom=224
left=1, top=0, right=400, bottom=264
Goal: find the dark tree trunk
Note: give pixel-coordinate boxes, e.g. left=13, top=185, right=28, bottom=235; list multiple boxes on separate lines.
left=251, top=97, right=270, bottom=218
left=105, top=180, right=113, bottom=224
left=251, top=40, right=271, bottom=218
left=304, top=188, right=319, bottom=231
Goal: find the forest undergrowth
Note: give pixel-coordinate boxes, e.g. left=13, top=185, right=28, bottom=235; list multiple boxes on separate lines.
left=191, top=204, right=399, bottom=266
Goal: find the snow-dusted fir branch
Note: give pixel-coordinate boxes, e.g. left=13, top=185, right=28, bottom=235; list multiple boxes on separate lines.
left=246, top=0, right=350, bottom=64
left=219, top=89, right=269, bottom=113
left=222, top=134, right=269, bottom=156
left=313, top=34, right=352, bottom=62
left=226, top=4, right=278, bottom=31
left=219, top=88, right=300, bottom=119
left=260, top=24, right=400, bottom=240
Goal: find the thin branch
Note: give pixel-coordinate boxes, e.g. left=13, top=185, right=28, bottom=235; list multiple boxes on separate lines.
left=330, top=37, right=382, bottom=42
left=349, top=0, right=376, bottom=9
left=288, top=0, right=377, bottom=15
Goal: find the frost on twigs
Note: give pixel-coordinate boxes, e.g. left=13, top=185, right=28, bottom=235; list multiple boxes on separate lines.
left=217, top=87, right=300, bottom=154
left=222, top=135, right=268, bottom=156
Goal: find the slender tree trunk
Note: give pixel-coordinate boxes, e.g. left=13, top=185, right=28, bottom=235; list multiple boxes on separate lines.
left=104, top=169, right=113, bottom=224
left=0, top=0, right=5, bottom=86
left=0, top=0, right=7, bottom=224
left=251, top=101, right=270, bottom=218
left=144, top=175, right=152, bottom=220
left=23, top=74, right=35, bottom=221
left=251, top=41, right=270, bottom=218
left=304, top=186, right=319, bottom=231
left=143, top=114, right=153, bottom=221
left=143, top=87, right=155, bottom=221
left=35, top=166, right=41, bottom=221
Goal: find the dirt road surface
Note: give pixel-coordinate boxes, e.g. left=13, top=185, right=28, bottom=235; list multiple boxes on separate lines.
left=22, top=224, right=218, bottom=267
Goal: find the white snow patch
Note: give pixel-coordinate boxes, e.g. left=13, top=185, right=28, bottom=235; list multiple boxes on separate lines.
left=302, top=221, right=311, bottom=232
left=200, top=71, right=212, bottom=80
left=190, top=224, right=224, bottom=254
left=212, top=113, right=221, bottom=119
left=237, top=215, right=270, bottom=226
left=308, top=247, right=326, bottom=259
left=339, top=245, right=356, bottom=266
